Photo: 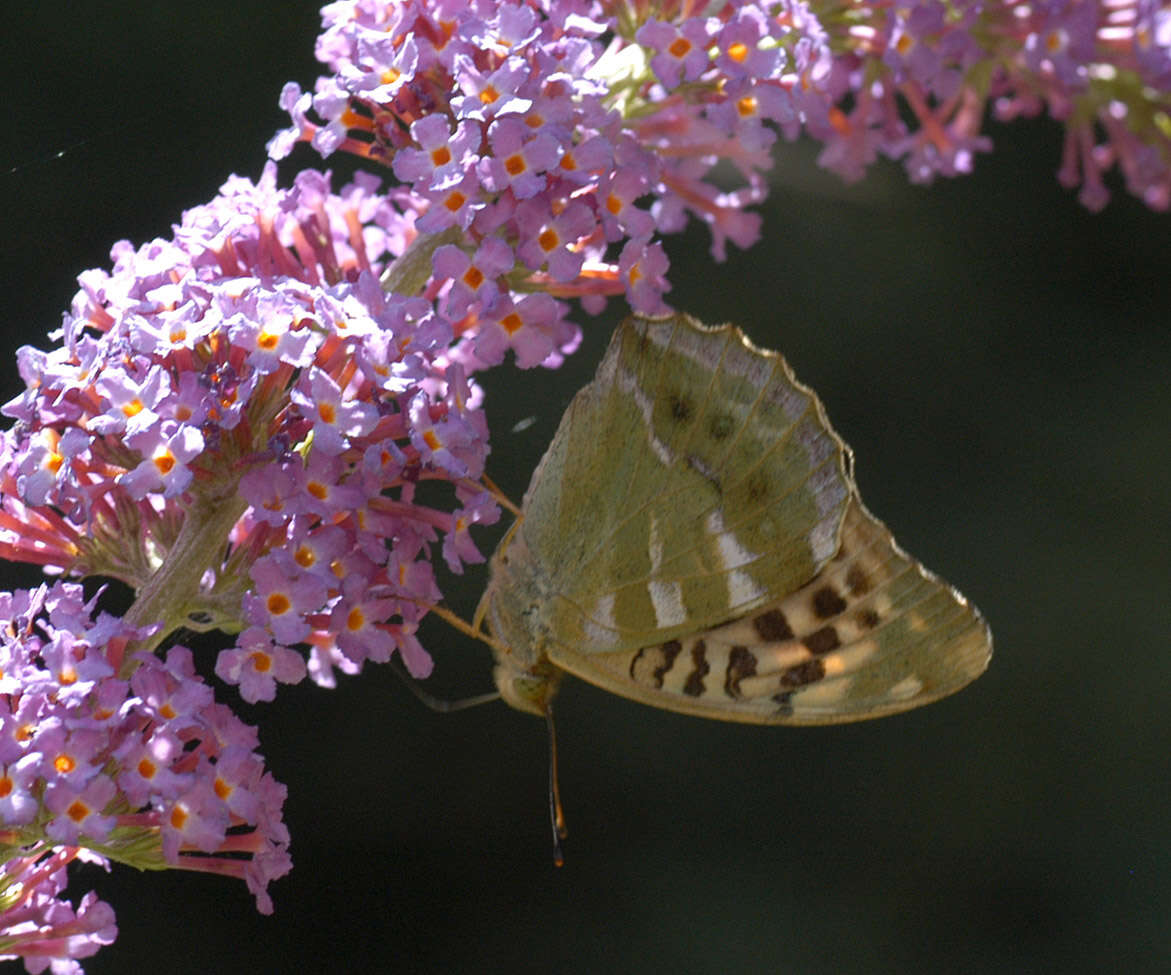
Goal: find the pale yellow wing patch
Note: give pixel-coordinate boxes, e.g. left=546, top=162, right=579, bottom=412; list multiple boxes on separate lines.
left=546, top=496, right=991, bottom=725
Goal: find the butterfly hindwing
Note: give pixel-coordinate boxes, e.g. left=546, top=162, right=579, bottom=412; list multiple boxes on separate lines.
left=546, top=496, right=991, bottom=723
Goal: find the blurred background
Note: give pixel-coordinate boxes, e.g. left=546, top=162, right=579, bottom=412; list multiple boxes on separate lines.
left=2, top=3, right=1168, bottom=973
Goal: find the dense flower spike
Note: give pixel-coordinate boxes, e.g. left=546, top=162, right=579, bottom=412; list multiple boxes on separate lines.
left=0, top=583, right=289, bottom=971
left=271, top=0, right=1171, bottom=263
left=0, top=162, right=518, bottom=969
left=0, top=164, right=504, bottom=693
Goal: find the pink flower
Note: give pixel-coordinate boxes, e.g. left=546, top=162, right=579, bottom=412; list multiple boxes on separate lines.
left=215, top=627, right=308, bottom=703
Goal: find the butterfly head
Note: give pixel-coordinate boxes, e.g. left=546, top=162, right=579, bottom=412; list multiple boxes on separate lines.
left=492, top=653, right=564, bottom=717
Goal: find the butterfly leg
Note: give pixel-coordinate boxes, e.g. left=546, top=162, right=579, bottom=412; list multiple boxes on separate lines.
left=478, top=472, right=523, bottom=518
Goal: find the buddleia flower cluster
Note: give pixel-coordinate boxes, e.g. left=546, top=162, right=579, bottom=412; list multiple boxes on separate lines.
left=0, top=583, right=288, bottom=972
left=2, top=0, right=1169, bottom=970
left=273, top=0, right=1171, bottom=249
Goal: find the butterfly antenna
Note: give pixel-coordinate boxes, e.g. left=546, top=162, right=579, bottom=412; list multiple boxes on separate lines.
left=546, top=702, right=568, bottom=867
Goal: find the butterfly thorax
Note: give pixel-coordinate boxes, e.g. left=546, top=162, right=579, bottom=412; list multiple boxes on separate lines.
left=481, top=529, right=565, bottom=717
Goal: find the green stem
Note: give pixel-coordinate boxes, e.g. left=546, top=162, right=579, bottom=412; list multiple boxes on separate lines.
left=380, top=226, right=462, bottom=295
left=122, top=490, right=249, bottom=670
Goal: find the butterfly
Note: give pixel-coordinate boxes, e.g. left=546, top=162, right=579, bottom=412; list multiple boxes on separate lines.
left=474, top=312, right=991, bottom=726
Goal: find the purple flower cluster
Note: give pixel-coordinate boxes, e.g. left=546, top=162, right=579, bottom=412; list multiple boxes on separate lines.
left=0, top=164, right=505, bottom=700
left=273, top=0, right=1171, bottom=237
left=0, top=848, right=115, bottom=974
left=0, top=582, right=290, bottom=971
left=2, top=161, right=510, bottom=967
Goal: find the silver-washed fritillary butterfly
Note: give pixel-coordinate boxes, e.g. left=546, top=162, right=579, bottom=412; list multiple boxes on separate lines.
left=476, top=312, right=991, bottom=725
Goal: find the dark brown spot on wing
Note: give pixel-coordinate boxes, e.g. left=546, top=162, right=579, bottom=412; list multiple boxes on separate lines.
left=668, top=392, right=693, bottom=422
left=744, top=471, right=769, bottom=503
left=724, top=645, right=757, bottom=698
left=708, top=412, right=734, bottom=440
left=846, top=564, right=870, bottom=596
left=629, top=639, right=683, bottom=688
left=780, top=658, right=825, bottom=688
left=656, top=640, right=682, bottom=684
left=772, top=691, right=794, bottom=715
left=682, top=640, right=709, bottom=697
left=812, top=585, right=847, bottom=619
left=805, top=626, right=840, bottom=655
left=857, top=608, right=880, bottom=630
left=753, top=608, right=793, bottom=641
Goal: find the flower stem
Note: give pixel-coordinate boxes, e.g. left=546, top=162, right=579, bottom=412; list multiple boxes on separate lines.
left=380, top=226, right=461, bottom=295
left=122, top=489, right=249, bottom=667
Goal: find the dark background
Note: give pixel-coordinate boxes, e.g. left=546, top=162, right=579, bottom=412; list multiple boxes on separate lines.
left=2, top=3, right=1169, bottom=973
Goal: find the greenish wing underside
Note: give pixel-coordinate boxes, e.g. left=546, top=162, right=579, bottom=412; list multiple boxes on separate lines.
left=547, top=496, right=992, bottom=724
left=520, top=313, right=853, bottom=655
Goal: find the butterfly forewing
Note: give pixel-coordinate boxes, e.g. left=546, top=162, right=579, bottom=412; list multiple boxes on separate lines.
left=520, top=314, right=853, bottom=654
